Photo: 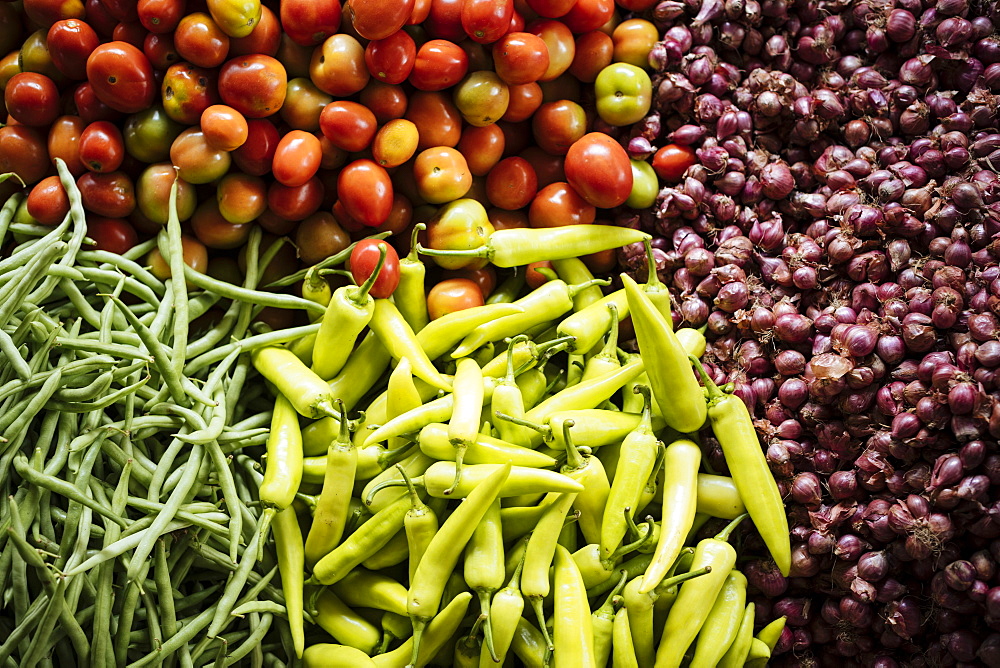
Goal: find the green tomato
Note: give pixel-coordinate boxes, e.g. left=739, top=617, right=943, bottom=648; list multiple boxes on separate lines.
left=626, top=159, right=659, bottom=209
left=594, top=63, right=652, bottom=127
left=123, top=106, right=185, bottom=163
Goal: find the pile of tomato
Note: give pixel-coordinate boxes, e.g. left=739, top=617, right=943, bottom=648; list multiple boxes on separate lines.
left=0, top=0, right=699, bottom=321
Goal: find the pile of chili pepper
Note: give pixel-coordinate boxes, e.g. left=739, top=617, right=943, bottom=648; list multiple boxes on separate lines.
left=250, top=222, right=796, bottom=667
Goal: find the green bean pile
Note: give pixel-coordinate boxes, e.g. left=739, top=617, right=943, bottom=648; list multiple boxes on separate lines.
left=0, top=160, right=342, bottom=667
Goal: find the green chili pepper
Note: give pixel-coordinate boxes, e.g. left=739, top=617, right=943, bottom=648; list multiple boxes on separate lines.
left=446, top=356, right=484, bottom=494
left=399, top=465, right=439, bottom=584
left=417, top=224, right=650, bottom=267
left=551, top=257, right=605, bottom=310
left=510, top=618, right=546, bottom=668
left=639, top=438, right=701, bottom=593
left=463, top=498, right=503, bottom=661
left=303, top=401, right=356, bottom=568
left=490, top=335, right=537, bottom=446
left=653, top=514, right=746, bottom=667
left=555, top=288, right=631, bottom=355
left=325, top=331, right=393, bottom=411
left=612, top=606, right=638, bottom=668
left=397, top=223, right=429, bottom=332
left=415, top=423, right=556, bottom=468
left=745, top=615, right=787, bottom=668
left=406, top=464, right=510, bottom=668
left=696, top=473, right=747, bottom=520
left=572, top=514, right=656, bottom=590
left=558, top=421, right=611, bottom=547
left=258, top=394, right=304, bottom=540
left=580, top=303, right=621, bottom=383
left=370, top=298, right=452, bottom=392
left=675, top=325, right=707, bottom=359
left=363, top=452, right=435, bottom=513
left=413, top=302, right=523, bottom=360
left=718, top=602, right=756, bottom=668
left=601, top=386, right=658, bottom=560
left=592, top=573, right=627, bottom=668
left=373, top=592, right=473, bottom=668
left=688, top=569, right=748, bottom=668
left=251, top=347, right=339, bottom=419
left=479, top=553, right=524, bottom=667
left=303, top=644, right=377, bottom=667
left=551, top=543, right=597, bottom=668
left=272, top=506, right=305, bottom=659
left=312, top=589, right=382, bottom=655
left=639, top=238, right=674, bottom=324
left=623, top=273, right=706, bottom=433
left=329, top=568, right=409, bottom=617
left=691, top=356, right=791, bottom=575
left=745, top=638, right=772, bottom=665
left=301, top=266, right=332, bottom=315
left=515, top=366, right=548, bottom=411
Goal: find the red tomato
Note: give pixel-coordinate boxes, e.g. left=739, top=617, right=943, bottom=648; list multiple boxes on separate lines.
left=360, top=81, right=409, bottom=122
left=318, top=101, right=378, bottom=152
left=561, top=0, right=614, bottom=34
left=79, top=120, right=125, bottom=173
left=232, top=118, right=279, bottom=175
left=281, top=0, right=341, bottom=46
left=461, top=0, right=513, bottom=44
left=520, top=145, right=565, bottom=188
left=86, top=41, right=156, bottom=114
left=652, top=143, right=697, bottom=182
left=405, top=90, right=462, bottom=149
left=528, top=181, right=595, bottom=228
left=492, top=32, right=550, bottom=85
left=309, top=34, right=369, bottom=97
left=272, top=130, right=322, bottom=187
left=364, top=30, right=417, bottom=85
left=73, top=81, right=123, bottom=124
left=457, top=124, right=505, bottom=176
left=423, top=0, right=464, bottom=40
left=4, top=73, right=60, bottom=127
left=569, top=30, right=613, bottom=82
left=27, top=175, right=70, bottom=226
left=77, top=171, right=136, bottom=218
left=338, top=159, right=394, bottom=227
left=348, top=0, right=415, bottom=41
left=174, top=12, right=230, bottom=68
left=349, top=238, right=401, bottom=298
left=47, top=115, right=87, bottom=177
left=531, top=99, right=587, bottom=156
left=526, top=0, right=575, bottom=18
left=564, top=132, right=632, bottom=209
left=47, top=19, right=100, bottom=80
left=143, top=32, right=180, bottom=69
left=137, top=0, right=186, bottom=33
left=486, top=156, right=538, bottom=210
left=190, top=199, right=253, bottom=249
left=526, top=19, right=575, bottom=81
left=86, top=216, right=138, bottom=254
left=0, top=125, right=48, bottom=184
left=502, top=82, right=543, bottom=122
left=201, top=104, right=249, bottom=151
left=427, top=277, right=484, bottom=319
left=409, top=39, right=469, bottom=91
left=218, top=54, right=287, bottom=118
left=230, top=4, right=281, bottom=56
left=267, top=176, right=324, bottom=221
left=440, top=265, right=497, bottom=298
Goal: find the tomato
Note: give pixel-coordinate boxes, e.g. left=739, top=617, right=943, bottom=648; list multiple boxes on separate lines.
left=492, top=32, right=549, bottom=85
left=232, top=118, right=279, bottom=175
left=218, top=54, right=287, bottom=118
left=268, top=176, right=324, bottom=221
left=593, top=62, right=651, bottom=126
left=144, top=33, right=180, bottom=69
left=281, top=0, right=341, bottom=46
left=216, top=171, right=267, bottom=223
left=528, top=181, right=595, bottom=228
left=427, top=277, right=484, bottom=319
left=24, top=0, right=86, bottom=27
left=137, top=162, right=197, bottom=224
left=525, top=260, right=555, bottom=289
left=569, top=30, right=612, bottom=82
left=200, top=104, right=249, bottom=151
left=453, top=71, right=509, bottom=127
left=625, top=158, right=658, bottom=209
left=206, top=0, right=262, bottom=39
left=531, top=99, right=586, bottom=156
left=461, top=0, right=513, bottom=44
left=73, top=83, right=119, bottom=124
left=424, top=198, right=494, bottom=270
left=86, top=216, right=138, bottom=254
left=191, top=199, right=253, bottom=249
left=161, top=62, right=220, bottom=125
left=409, top=0, right=432, bottom=24
left=360, top=81, right=409, bottom=122
left=501, top=81, right=543, bottom=122
left=231, top=4, right=280, bottom=56
left=364, top=30, right=417, bottom=85
left=148, top=235, right=209, bottom=281
left=112, top=20, right=147, bottom=48
left=526, top=19, right=574, bottom=81
left=564, top=132, right=632, bottom=209
left=349, top=238, right=401, bottom=298
left=77, top=171, right=136, bottom=218
left=442, top=265, right=496, bottom=298
left=485, top=156, right=537, bottom=210
left=456, top=124, right=505, bottom=176
left=4, top=73, right=60, bottom=127
left=410, top=39, right=468, bottom=91
left=47, top=115, right=86, bottom=177
left=351, top=0, right=415, bottom=41
left=295, top=211, right=351, bottom=264
left=26, top=175, right=70, bottom=226
left=561, top=0, right=613, bottom=34
left=175, top=12, right=230, bottom=68
left=123, top=105, right=184, bottom=163
left=651, top=143, right=696, bottom=183
left=309, top=34, right=369, bottom=97
left=277, top=33, right=312, bottom=78
left=612, top=18, right=657, bottom=68
left=137, top=0, right=185, bottom=33
left=413, top=146, right=471, bottom=204
left=78, top=120, right=125, bottom=173
left=272, top=130, right=322, bottom=187
left=0, top=125, right=49, bottom=184
left=405, top=90, right=462, bottom=149
left=488, top=206, right=528, bottom=230
left=520, top=145, right=565, bottom=187
left=423, top=0, right=464, bottom=40
left=85, top=0, right=119, bottom=37
left=338, top=159, right=393, bottom=227
left=170, top=127, right=232, bottom=184
left=86, top=41, right=156, bottom=114
left=20, top=28, right=64, bottom=82
left=526, top=0, right=574, bottom=19
left=0, top=52, right=20, bottom=93
left=318, top=101, right=377, bottom=152
left=47, top=19, right=100, bottom=80
left=372, top=118, right=419, bottom=168
left=276, top=78, right=330, bottom=131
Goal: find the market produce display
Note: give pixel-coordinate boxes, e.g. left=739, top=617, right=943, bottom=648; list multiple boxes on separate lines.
left=3, top=0, right=1000, bottom=664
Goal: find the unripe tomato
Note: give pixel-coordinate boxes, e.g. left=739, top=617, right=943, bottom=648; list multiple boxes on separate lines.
left=123, top=105, right=185, bottom=163
left=206, top=0, right=262, bottom=38
left=161, top=63, right=220, bottom=125
left=427, top=278, right=484, bottom=319
left=625, top=159, right=658, bottom=209
left=230, top=4, right=281, bottom=55
left=86, top=41, right=156, bottom=114
left=424, top=198, right=493, bottom=270
left=372, top=119, right=419, bottom=168
left=611, top=19, right=658, bottom=69
left=593, top=62, right=651, bottom=126
left=452, top=71, right=509, bottom=127
left=170, top=127, right=232, bottom=184
left=147, top=235, right=209, bottom=281
left=338, top=159, right=393, bottom=227
left=349, top=238, right=401, bottom=298
left=281, top=78, right=334, bottom=131
left=564, top=132, right=632, bottom=209
left=137, top=162, right=197, bottom=224
left=216, top=171, right=268, bottom=223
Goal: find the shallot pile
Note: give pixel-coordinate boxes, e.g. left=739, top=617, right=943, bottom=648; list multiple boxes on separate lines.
left=613, top=0, right=1000, bottom=664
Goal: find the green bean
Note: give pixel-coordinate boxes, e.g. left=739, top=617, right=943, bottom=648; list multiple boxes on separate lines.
left=65, top=518, right=191, bottom=577
left=58, top=277, right=104, bottom=329
left=46, top=374, right=150, bottom=413
left=139, top=587, right=164, bottom=661
left=180, top=264, right=326, bottom=314
left=74, top=266, right=162, bottom=306
left=127, top=604, right=219, bottom=668
left=91, top=460, right=131, bottom=667
left=206, top=525, right=263, bottom=638
left=53, top=336, right=154, bottom=361
left=222, top=613, right=273, bottom=667
left=183, top=322, right=321, bottom=376
left=266, top=234, right=388, bottom=287
left=160, top=179, right=191, bottom=399
left=12, top=453, right=128, bottom=528
left=77, top=249, right=166, bottom=296
left=0, top=211, right=67, bottom=278
left=0, top=589, right=48, bottom=665
left=123, top=235, right=160, bottom=262
left=115, top=559, right=152, bottom=666
left=106, top=294, right=187, bottom=405
left=148, top=281, right=176, bottom=340
left=53, top=370, right=114, bottom=402
left=0, top=329, right=31, bottom=380
left=0, top=242, right=67, bottom=329
left=0, top=189, right=23, bottom=245
left=184, top=298, right=242, bottom=360
left=230, top=601, right=286, bottom=618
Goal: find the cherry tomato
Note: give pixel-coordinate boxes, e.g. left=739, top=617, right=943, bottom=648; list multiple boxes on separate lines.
left=453, top=71, right=510, bottom=126
left=461, top=0, right=513, bottom=44
left=280, top=78, right=333, bottom=131
left=486, top=156, right=538, bottom=210
left=526, top=0, right=574, bottom=19
left=349, top=238, right=401, bottom=298
left=531, top=99, right=587, bottom=155
left=410, top=39, right=469, bottom=91
left=319, top=101, right=378, bottom=152
left=170, top=127, right=232, bottom=184
left=427, top=277, right=484, bottom=319
left=231, top=4, right=281, bottom=56
left=564, top=132, right=632, bottom=209
left=272, top=130, right=322, bottom=187
left=525, top=260, right=555, bottom=289
left=310, top=34, right=369, bottom=97
left=502, top=82, right=543, bottom=122
left=78, top=120, right=125, bottom=173
left=137, top=0, right=185, bottom=33
left=424, top=198, right=494, bottom=270
left=409, top=0, right=432, bottom=24
left=48, top=115, right=87, bottom=177
left=0, top=125, right=49, bottom=184
left=612, top=18, right=658, bottom=68
left=281, top=0, right=341, bottom=46
left=363, top=30, right=417, bottom=85
left=86, top=216, right=138, bottom=254
left=405, top=90, right=462, bottom=149
left=295, top=211, right=352, bottom=264
left=414, top=146, right=471, bottom=204
left=457, top=124, right=505, bottom=176
left=526, top=19, right=575, bottom=81
left=423, top=0, right=464, bottom=40
left=47, top=19, right=100, bottom=80
left=594, top=62, right=651, bottom=126
left=444, top=264, right=497, bottom=298
left=652, top=143, right=697, bottom=182
left=201, top=104, right=249, bottom=151
left=520, top=145, right=565, bottom=187
left=268, top=176, right=324, bottom=221
left=492, top=32, right=550, bottom=85
left=349, top=0, right=414, bottom=40
left=74, top=81, right=124, bottom=124
left=232, top=118, right=279, bottom=175
left=338, top=159, right=393, bottom=227
left=137, top=162, right=197, bottom=224
left=277, top=33, right=313, bottom=78
left=175, top=12, right=230, bottom=68
left=216, top=171, right=268, bottom=223
left=26, top=175, right=70, bottom=226
left=372, top=118, right=419, bottom=168
left=113, top=19, right=148, bottom=47
left=218, top=54, right=287, bottom=118
left=360, top=81, right=409, bottom=122
left=190, top=198, right=253, bottom=249
left=569, top=30, right=613, bottom=82
left=206, top=0, right=262, bottom=39
left=4, top=73, right=60, bottom=127
left=144, top=32, right=180, bottom=70
left=561, top=0, right=614, bottom=34
left=162, top=62, right=220, bottom=125
left=77, top=170, right=136, bottom=218
left=527, top=181, right=595, bottom=228
left=86, top=41, right=156, bottom=114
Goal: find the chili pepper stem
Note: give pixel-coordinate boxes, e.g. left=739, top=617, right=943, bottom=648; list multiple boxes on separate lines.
left=444, top=445, right=467, bottom=496
left=567, top=278, right=612, bottom=297
left=407, top=618, right=428, bottom=668
left=416, top=243, right=492, bottom=260
left=257, top=508, right=275, bottom=561
left=406, top=223, right=427, bottom=263
left=351, top=243, right=387, bottom=307
left=473, top=590, right=498, bottom=662
left=612, top=513, right=656, bottom=565
left=528, top=597, right=554, bottom=655
left=658, top=565, right=714, bottom=590
left=364, top=479, right=409, bottom=506
left=689, top=354, right=726, bottom=404
left=715, top=513, right=749, bottom=542
left=493, top=411, right=551, bottom=441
